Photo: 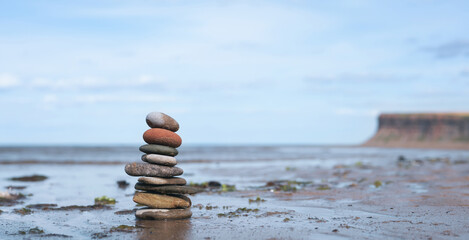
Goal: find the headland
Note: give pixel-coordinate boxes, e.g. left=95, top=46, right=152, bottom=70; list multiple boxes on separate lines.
left=363, top=113, right=469, bottom=149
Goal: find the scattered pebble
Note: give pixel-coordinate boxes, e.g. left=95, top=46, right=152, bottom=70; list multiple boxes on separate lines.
left=116, top=180, right=129, bottom=189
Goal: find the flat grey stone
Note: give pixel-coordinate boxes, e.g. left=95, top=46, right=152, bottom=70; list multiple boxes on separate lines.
left=135, top=208, right=192, bottom=220
left=135, top=183, right=202, bottom=194
left=142, top=154, right=177, bottom=166
left=139, top=144, right=178, bottom=157
left=138, top=176, right=186, bottom=186
left=125, top=162, right=183, bottom=177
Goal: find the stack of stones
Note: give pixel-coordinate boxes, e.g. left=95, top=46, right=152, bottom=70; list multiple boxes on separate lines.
left=125, top=112, right=197, bottom=220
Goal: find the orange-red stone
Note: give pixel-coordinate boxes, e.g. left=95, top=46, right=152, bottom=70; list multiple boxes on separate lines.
left=143, top=128, right=182, bottom=148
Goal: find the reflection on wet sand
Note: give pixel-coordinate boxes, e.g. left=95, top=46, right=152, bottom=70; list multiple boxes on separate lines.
left=136, top=218, right=192, bottom=240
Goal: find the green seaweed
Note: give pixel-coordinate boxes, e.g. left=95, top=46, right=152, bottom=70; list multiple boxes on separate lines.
left=205, top=205, right=218, bottom=210
left=221, top=184, right=236, bottom=192
left=94, top=196, right=116, bottom=205
left=285, top=166, right=296, bottom=171
left=217, top=208, right=259, bottom=218
left=308, top=217, right=328, bottom=223
left=316, top=185, right=331, bottom=191
left=249, top=196, right=266, bottom=203
left=14, top=208, right=32, bottom=215
left=28, top=227, right=44, bottom=234
left=18, top=227, right=44, bottom=235
left=109, top=225, right=137, bottom=233
left=189, top=181, right=208, bottom=187
left=265, top=180, right=314, bottom=192
left=281, top=184, right=297, bottom=192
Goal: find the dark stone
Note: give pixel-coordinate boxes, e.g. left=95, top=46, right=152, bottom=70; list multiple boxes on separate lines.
left=9, top=175, right=48, bottom=182
left=125, top=162, right=183, bottom=177
left=26, top=204, right=58, bottom=210
left=135, top=183, right=202, bottom=194
left=208, top=181, right=222, bottom=188
left=117, top=180, right=129, bottom=189
left=139, top=144, right=178, bottom=156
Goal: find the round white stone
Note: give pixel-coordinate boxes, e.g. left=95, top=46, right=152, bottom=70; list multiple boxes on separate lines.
left=142, top=154, right=177, bottom=166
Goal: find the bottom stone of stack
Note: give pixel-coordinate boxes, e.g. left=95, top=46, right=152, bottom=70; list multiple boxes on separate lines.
left=136, top=208, right=192, bottom=220
left=133, top=192, right=191, bottom=209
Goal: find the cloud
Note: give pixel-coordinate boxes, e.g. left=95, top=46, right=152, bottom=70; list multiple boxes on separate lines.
left=425, top=40, right=469, bottom=59
left=0, top=73, right=21, bottom=89
left=29, top=75, right=166, bottom=90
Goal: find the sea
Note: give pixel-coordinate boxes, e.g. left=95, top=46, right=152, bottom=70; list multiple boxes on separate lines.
left=1, top=145, right=468, bottom=164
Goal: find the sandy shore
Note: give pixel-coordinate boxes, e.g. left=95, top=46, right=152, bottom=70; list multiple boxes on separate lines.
left=1, top=147, right=469, bottom=239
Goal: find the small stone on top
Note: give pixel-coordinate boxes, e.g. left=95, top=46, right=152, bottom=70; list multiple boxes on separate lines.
left=146, top=112, right=180, bottom=132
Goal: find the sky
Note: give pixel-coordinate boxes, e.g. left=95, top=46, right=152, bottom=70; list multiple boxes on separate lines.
left=1, top=0, right=469, bottom=145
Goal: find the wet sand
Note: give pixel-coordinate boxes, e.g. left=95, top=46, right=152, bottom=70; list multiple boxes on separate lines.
left=1, top=147, right=469, bottom=239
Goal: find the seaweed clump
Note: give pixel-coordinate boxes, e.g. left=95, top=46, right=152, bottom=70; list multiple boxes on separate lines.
left=265, top=180, right=312, bottom=192
left=10, top=175, right=48, bottom=182
left=217, top=207, right=259, bottom=218
left=14, top=208, right=32, bottom=215
left=249, top=196, right=266, bottom=203
left=95, top=196, right=116, bottom=205
left=109, top=225, right=138, bottom=233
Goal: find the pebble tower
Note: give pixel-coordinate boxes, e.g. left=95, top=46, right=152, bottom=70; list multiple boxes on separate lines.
left=125, top=112, right=197, bottom=220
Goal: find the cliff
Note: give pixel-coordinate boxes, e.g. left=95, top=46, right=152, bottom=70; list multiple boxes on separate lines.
left=362, top=113, right=469, bottom=149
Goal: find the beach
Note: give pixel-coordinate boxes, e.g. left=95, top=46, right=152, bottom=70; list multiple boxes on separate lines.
left=1, top=145, right=469, bottom=239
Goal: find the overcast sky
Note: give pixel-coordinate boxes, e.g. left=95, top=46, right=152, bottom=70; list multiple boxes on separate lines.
left=1, top=0, right=469, bottom=145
